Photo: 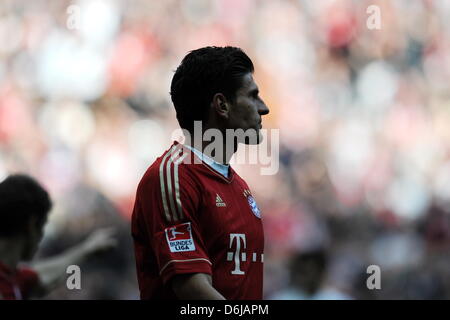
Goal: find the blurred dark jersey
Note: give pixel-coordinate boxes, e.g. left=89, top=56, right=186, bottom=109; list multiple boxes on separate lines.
left=131, top=142, right=264, bottom=299
left=0, top=262, right=39, bottom=300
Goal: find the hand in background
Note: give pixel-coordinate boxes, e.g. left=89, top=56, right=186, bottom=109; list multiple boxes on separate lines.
left=31, top=227, right=118, bottom=297
left=81, top=227, right=118, bottom=256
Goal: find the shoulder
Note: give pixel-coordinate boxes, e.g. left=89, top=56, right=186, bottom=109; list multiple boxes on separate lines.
left=16, top=267, right=40, bottom=298
left=17, top=267, right=39, bottom=283
left=137, top=144, right=200, bottom=195
left=230, top=167, right=249, bottom=187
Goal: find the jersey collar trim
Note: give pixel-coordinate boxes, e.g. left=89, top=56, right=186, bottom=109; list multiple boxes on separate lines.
left=183, top=144, right=230, bottom=178
left=173, top=141, right=235, bottom=183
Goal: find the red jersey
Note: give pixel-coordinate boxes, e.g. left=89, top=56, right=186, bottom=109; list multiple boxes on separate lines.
left=0, top=262, right=40, bottom=300
left=131, top=142, right=264, bottom=300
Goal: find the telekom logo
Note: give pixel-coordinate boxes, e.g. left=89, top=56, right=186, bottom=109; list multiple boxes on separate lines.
left=226, top=233, right=264, bottom=275
left=227, top=233, right=247, bottom=275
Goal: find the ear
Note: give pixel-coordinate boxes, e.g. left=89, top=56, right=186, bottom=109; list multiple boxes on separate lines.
left=211, top=93, right=230, bottom=119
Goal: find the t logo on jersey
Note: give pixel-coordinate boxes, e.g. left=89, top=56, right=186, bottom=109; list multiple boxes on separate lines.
left=165, top=222, right=196, bottom=252
left=227, top=233, right=247, bottom=275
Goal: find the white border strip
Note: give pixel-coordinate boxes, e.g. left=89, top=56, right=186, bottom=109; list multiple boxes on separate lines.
left=159, top=258, right=212, bottom=275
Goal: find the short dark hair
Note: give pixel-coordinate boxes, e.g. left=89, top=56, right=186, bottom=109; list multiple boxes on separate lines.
left=0, top=174, right=52, bottom=237
left=170, top=46, right=254, bottom=132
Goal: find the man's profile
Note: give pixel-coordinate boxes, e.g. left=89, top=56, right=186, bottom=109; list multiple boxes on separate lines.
left=131, top=46, right=270, bottom=300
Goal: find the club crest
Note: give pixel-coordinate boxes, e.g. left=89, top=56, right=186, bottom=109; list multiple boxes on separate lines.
left=247, top=195, right=261, bottom=219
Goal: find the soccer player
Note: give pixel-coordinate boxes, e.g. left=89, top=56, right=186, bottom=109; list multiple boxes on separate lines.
left=0, top=174, right=116, bottom=300
left=131, top=46, right=270, bottom=299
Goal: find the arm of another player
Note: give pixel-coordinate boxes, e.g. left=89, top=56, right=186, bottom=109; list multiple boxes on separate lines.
left=30, top=227, right=117, bottom=297
left=171, top=273, right=226, bottom=300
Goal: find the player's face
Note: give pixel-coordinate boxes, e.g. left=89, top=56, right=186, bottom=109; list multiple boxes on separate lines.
left=227, top=73, right=269, bottom=144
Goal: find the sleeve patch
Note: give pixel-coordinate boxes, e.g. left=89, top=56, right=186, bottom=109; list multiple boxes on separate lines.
left=165, top=222, right=196, bottom=252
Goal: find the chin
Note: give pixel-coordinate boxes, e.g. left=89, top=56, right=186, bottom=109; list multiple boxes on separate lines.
left=243, top=131, right=263, bottom=145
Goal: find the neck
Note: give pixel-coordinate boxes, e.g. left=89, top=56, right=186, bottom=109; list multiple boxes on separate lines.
left=186, top=139, right=236, bottom=165
left=0, top=238, right=23, bottom=270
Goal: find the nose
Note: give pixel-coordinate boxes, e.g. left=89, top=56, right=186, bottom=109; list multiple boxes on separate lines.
left=258, top=99, right=270, bottom=116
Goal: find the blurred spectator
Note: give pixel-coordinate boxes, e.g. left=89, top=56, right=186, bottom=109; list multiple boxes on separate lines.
left=0, top=0, right=449, bottom=299
left=0, top=174, right=116, bottom=299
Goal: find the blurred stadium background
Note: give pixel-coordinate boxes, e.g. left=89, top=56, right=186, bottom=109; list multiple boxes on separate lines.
left=1, top=0, right=450, bottom=299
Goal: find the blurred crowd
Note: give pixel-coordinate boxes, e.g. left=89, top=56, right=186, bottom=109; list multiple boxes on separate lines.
left=0, top=0, right=450, bottom=299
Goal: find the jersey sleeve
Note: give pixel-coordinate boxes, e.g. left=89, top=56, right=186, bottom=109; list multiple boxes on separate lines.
left=17, top=268, right=40, bottom=300
left=135, top=151, right=212, bottom=284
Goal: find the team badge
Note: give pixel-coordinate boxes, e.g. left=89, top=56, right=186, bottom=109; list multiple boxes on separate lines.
left=165, top=222, right=196, bottom=252
left=247, top=195, right=261, bottom=219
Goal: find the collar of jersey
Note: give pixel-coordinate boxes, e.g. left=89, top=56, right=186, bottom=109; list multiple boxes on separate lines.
left=183, top=144, right=230, bottom=178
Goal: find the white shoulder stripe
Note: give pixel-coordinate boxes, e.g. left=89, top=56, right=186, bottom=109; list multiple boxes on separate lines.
left=173, top=153, right=188, bottom=220
left=159, top=145, right=190, bottom=222
left=166, top=151, right=182, bottom=221
left=159, top=145, right=177, bottom=222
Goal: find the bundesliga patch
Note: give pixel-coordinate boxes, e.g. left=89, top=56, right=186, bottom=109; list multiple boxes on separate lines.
left=247, top=195, right=261, bottom=219
left=165, top=222, right=196, bottom=252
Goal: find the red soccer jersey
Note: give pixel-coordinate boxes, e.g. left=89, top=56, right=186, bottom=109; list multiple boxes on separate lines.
left=0, top=262, right=40, bottom=300
left=131, top=142, right=264, bottom=299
